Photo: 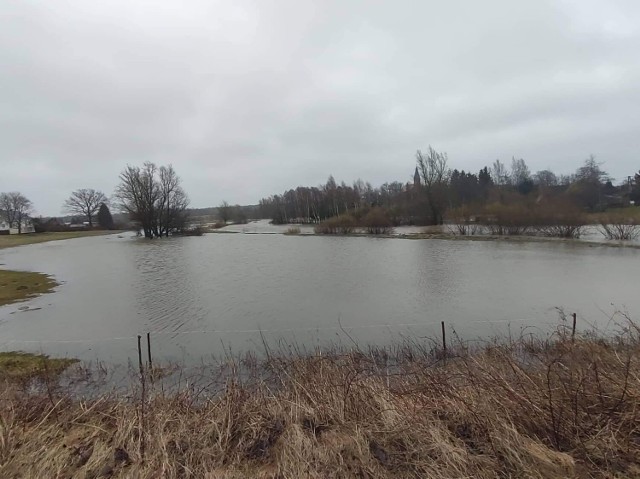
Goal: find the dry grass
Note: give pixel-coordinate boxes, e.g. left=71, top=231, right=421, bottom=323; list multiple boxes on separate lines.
left=1, top=322, right=640, bottom=478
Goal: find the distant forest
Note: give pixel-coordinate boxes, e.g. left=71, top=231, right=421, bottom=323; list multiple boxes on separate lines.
left=257, top=148, right=640, bottom=226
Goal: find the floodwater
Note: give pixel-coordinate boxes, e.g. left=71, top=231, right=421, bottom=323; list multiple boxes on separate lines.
left=0, top=227, right=638, bottom=364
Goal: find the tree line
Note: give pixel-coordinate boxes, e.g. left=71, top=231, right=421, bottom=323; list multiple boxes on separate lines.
left=258, top=148, right=640, bottom=226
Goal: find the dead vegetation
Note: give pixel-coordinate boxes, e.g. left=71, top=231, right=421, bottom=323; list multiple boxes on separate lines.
left=598, top=213, right=640, bottom=240
left=1, top=320, right=640, bottom=478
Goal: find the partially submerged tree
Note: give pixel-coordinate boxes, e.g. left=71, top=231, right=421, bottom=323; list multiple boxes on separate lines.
left=97, top=203, right=115, bottom=230
left=0, top=192, right=33, bottom=233
left=416, top=146, right=449, bottom=224
left=218, top=201, right=232, bottom=224
left=63, top=189, right=108, bottom=227
left=114, top=163, right=189, bottom=238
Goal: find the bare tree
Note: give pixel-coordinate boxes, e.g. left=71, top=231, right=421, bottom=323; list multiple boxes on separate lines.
left=416, top=146, right=449, bottom=224
left=534, top=170, right=558, bottom=188
left=218, top=201, right=232, bottom=224
left=510, top=157, right=531, bottom=187
left=491, top=159, right=510, bottom=186
left=63, top=189, right=108, bottom=227
left=570, top=155, right=609, bottom=211
left=115, top=163, right=158, bottom=238
left=114, top=162, right=189, bottom=238
left=0, top=192, right=33, bottom=233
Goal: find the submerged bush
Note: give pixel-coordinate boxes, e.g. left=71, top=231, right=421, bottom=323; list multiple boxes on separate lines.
left=314, top=215, right=356, bottom=234
left=598, top=213, right=640, bottom=240
left=481, top=203, right=535, bottom=235
left=534, top=203, right=588, bottom=238
left=284, top=227, right=301, bottom=235
left=361, top=207, right=394, bottom=235
left=446, top=206, right=484, bottom=236
left=476, top=201, right=587, bottom=238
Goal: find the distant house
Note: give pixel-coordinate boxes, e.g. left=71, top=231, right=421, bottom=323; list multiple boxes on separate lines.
left=0, top=219, right=35, bottom=234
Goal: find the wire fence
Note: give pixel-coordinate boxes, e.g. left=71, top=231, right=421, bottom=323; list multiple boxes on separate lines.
left=0, top=317, right=541, bottom=346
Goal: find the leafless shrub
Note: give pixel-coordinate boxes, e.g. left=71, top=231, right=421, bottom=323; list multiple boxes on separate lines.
left=481, top=203, right=533, bottom=235
left=314, top=215, right=356, bottom=234
left=361, top=207, right=394, bottom=235
left=284, top=227, right=301, bottom=235
left=598, top=213, right=639, bottom=240
left=446, top=206, right=484, bottom=235
left=534, top=202, right=587, bottom=238
left=478, top=201, right=588, bottom=238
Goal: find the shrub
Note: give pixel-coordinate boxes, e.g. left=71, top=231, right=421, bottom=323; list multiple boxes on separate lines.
left=477, top=201, right=587, bottom=238
left=314, top=215, right=356, bottom=235
left=481, top=203, right=534, bottom=235
left=177, top=226, right=205, bottom=236
left=284, top=227, right=301, bottom=235
left=534, top=202, right=587, bottom=239
left=538, top=224, right=585, bottom=238
left=598, top=213, right=640, bottom=240
left=361, top=208, right=394, bottom=235
left=446, top=206, right=484, bottom=236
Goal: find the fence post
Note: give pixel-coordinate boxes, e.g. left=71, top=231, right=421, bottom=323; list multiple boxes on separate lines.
left=441, top=321, right=447, bottom=357
left=137, top=335, right=146, bottom=460
left=146, top=332, right=153, bottom=371
left=571, top=313, right=577, bottom=343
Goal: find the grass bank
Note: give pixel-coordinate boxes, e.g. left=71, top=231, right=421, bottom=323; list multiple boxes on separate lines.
left=0, top=269, right=57, bottom=307
left=0, top=351, right=77, bottom=381
left=0, top=322, right=639, bottom=478
left=0, top=230, right=117, bottom=250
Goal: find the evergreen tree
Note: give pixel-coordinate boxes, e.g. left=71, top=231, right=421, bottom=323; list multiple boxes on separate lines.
left=97, top=203, right=115, bottom=230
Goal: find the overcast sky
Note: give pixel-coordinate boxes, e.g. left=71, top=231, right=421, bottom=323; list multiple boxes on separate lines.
left=1, top=0, right=639, bottom=216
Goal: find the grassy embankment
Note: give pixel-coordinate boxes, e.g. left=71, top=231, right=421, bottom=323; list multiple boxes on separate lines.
left=0, top=230, right=115, bottom=250
left=0, top=321, right=638, bottom=478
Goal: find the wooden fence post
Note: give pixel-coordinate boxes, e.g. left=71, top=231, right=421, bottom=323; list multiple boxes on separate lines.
left=137, top=335, right=146, bottom=460
left=146, top=332, right=153, bottom=371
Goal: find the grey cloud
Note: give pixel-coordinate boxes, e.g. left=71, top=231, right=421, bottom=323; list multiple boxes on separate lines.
left=1, top=0, right=639, bottom=215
